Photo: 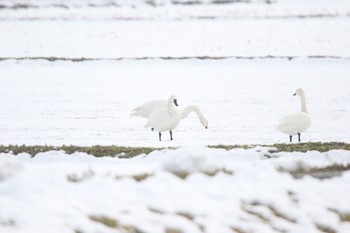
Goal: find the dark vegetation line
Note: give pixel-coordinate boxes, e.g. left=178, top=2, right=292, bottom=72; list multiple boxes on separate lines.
left=1, top=2, right=349, bottom=20
left=0, top=142, right=349, bottom=158
left=209, top=142, right=350, bottom=153
left=0, top=14, right=348, bottom=21
left=0, top=145, right=160, bottom=158
left=0, top=1, right=298, bottom=10
left=0, top=15, right=349, bottom=23
left=0, top=0, right=349, bottom=11
left=0, top=55, right=349, bottom=62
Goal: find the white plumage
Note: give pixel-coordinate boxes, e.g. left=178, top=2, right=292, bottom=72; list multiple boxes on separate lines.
left=131, top=100, right=167, bottom=118
left=131, top=98, right=208, bottom=129
left=144, top=95, right=181, bottom=141
left=277, top=88, right=311, bottom=142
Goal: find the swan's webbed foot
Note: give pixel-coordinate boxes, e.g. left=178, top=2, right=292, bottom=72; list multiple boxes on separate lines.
left=159, top=132, right=162, bottom=141
left=298, top=133, right=301, bottom=142
left=289, top=135, right=292, bottom=142
left=170, top=131, right=173, bottom=141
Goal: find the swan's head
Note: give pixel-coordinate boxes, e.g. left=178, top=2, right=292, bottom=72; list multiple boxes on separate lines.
left=201, top=118, right=208, bottom=129
left=293, top=88, right=304, bottom=97
left=169, top=95, right=178, bottom=106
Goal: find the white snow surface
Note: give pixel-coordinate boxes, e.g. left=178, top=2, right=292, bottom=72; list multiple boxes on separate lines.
left=1, top=19, right=350, bottom=58
left=1, top=58, right=350, bottom=146
left=1, top=0, right=350, bottom=146
left=1, top=147, right=350, bottom=233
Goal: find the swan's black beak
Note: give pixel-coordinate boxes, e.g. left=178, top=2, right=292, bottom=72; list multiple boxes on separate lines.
left=174, top=99, right=178, bottom=106
left=293, top=93, right=296, bottom=96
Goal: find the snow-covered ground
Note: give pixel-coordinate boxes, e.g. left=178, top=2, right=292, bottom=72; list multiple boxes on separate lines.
left=1, top=14, right=350, bottom=146
left=1, top=18, right=350, bottom=58
left=1, top=58, right=350, bottom=146
left=1, top=147, right=350, bottom=233
left=1, top=1, right=350, bottom=232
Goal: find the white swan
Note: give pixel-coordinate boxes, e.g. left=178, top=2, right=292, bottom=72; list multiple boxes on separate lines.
left=277, top=88, right=311, bottom=142
left=144, top=95, right=181, bottom=141
left=131, top=99, right=208, bottom=129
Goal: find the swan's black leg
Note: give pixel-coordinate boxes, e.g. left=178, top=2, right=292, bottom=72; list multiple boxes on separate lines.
left=298, top=133, right=301, bottom=142
left=289, top=135, right=292, bottom=142
left=159, top=132, right=162, bottom=141
left=170, top=131, right=173, bottom=141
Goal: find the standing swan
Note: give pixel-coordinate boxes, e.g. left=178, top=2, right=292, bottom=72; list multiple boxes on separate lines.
left=144, top=95, right=181, bottom=141
left=277, top=88, right=311, bottom=142
left=131, top=99, right=208, bottom=129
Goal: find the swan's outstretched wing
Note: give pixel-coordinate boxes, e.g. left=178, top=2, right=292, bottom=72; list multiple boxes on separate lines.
left=131, top=100, right=167, bottom=118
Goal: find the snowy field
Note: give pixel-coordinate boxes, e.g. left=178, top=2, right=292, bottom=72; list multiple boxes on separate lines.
left=0, top=1, right=350, bottom=146
left=1, top=58, right=350, bottom=146
left=1, top=147, right=350, bottom=233
left=1, top=0, right=350, bottom=232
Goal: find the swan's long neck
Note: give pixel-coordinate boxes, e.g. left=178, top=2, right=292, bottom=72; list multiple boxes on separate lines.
left=181, top=106, right=207, bottom=125
left=167, top=98, right=175, bottom=115
left=181, top=106, right=200, bottom=119
left=300, top=93, right=308, bottom=113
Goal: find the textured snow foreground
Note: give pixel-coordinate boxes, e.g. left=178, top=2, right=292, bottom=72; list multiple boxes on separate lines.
left=1, top=146, right=350, bottom=233
left=1, top=0, right=350, bottom=146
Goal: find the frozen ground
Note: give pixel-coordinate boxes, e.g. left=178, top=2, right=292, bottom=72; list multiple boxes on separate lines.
left=1, top=147, right=350, bottom=233
left=0, top=1, right=350, bottom=146
left=1, top=58, right=350, bottom=146
left=1, top=1, right=350, bottom=232
left=1, top=18, right=350, bottom=58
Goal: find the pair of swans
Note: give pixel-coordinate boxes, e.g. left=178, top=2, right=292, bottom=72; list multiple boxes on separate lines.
left=277, top=88, right=311, bottom=142
left=131, top=95, right=208, bottom=141
left=132, top=88, right=311, bottom=143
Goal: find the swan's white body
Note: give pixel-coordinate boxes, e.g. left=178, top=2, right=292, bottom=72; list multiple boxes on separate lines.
left=277, top=88, right=311, bottom=142
left=132, top=100, right=208, bottom=128
left=277, top=112, right=311, bottom=136
left=145, top=108, right=181, bottom=132
left=144, top=95, right=181, bottom=141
